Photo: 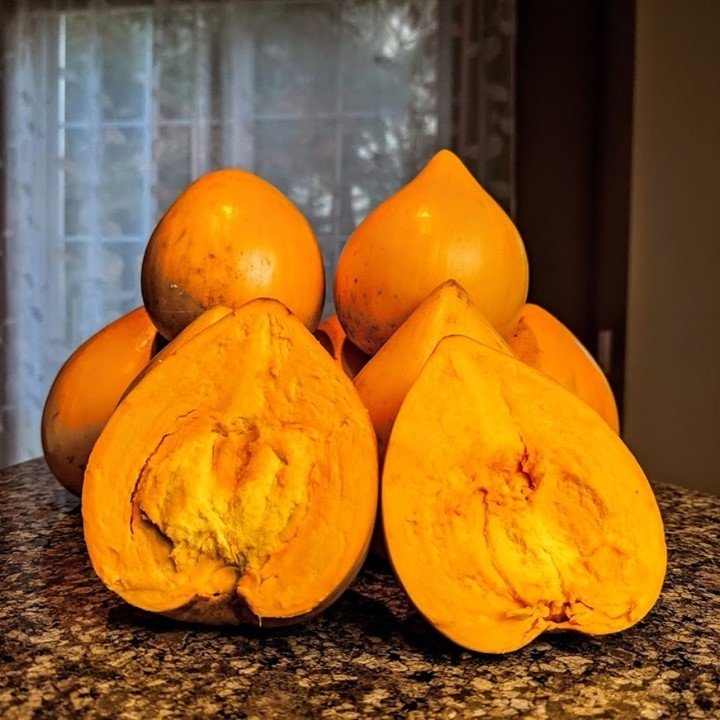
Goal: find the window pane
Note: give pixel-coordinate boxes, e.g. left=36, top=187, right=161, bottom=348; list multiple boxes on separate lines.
left=155, top=7, right=195, bottom=121
left=100, top=127, right=145, bottom=236
left=254, top=2, right=339, bottom=117
left=207, top=123, right=226, bottom=172
left=64, top=241, right=90, bottom=349
left=341, top=116, right=401, bottom=235
left=254, top=119, right=336, bottom=236
left=64, top=14, right=92, bottom=122
left=99, top=11, right=148, bottom=121
left=155, top=125, right=192, bottom=218
left=102, top=241, right=144, bottom=318
left=63, top=128, right=92, bottom=236
left=341, top=113, right=437, bottom=235
left=198, top=7, right=225, bottom=121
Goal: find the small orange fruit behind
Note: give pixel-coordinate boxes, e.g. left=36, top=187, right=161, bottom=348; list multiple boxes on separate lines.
left=502, top=303, right=620, bottom=432
left=142, top=168, right=325, bottom=340
left=41, top=307, right=163, bottom=495
left=334, top=150, right=529, bottom=354
left=313, top=314, right=370, bottom=380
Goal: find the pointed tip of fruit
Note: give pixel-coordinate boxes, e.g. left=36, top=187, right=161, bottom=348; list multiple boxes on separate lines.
left=430, top=148, right=462, bottom=164
left=426, top=148, right=468, bottom=173
left=436, top=278, right=469, bottom=298
left=420, top=149, right=481, bottom=191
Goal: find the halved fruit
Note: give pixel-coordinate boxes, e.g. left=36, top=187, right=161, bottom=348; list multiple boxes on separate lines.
left=383, top=335, right=666, bottom=653
left=83, top=299, right=378, bottom=625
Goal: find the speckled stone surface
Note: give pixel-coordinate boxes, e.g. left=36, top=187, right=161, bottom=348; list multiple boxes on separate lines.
left=1, top=458, right=719, bottom=719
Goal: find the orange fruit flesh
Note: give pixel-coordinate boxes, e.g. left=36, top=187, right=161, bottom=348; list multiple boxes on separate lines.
left=383, top=335, right=666, bottom=653
left=83, top=299, right=378, bottom=623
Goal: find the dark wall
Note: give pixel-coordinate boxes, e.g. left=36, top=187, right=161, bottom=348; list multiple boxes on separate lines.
left=516, top=0, right=635, bottom=408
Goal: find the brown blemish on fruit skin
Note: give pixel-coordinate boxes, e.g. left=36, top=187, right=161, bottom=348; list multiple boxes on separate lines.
left=141, top=168, right=325, bottom=340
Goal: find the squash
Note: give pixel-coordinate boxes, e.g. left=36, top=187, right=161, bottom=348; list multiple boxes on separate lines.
left=313, top=314, right=369, bottom=380
left=334, top=150, right=529, bottom=354
left=383, top=335, right=666, bottom=653
left=503, top=304, right=620, bottom=432
left=142, top=169, right=325, bottom=340
left=82, top=299, right=378, bottom=625
left=41, top=307, right=163, bottom=496
left=354, top=280, right=513, bottom=459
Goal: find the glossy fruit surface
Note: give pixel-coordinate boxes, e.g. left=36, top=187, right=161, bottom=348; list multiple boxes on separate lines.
left=335, top=150, right=528, bottom=354
left=142, top=168, right=325, bottom=339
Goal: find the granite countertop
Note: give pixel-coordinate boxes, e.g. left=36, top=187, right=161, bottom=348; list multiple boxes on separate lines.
left=1, top=458, right=719, bottom=719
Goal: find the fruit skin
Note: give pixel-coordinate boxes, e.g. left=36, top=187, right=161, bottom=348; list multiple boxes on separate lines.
left=313, top=314, right=370, bottom=380
left=354, top=279, right=514, bottom=459
left=334, top=149, right=529, bottom=354
left=383, top=335, right=666, bottom=653
left=502, top=303, right=620, bottom=432
left=82, top=299, right=378, bottom=626
left=41, top=307, right=162, bottom=496
left=142, top=168, right=325, bottom=340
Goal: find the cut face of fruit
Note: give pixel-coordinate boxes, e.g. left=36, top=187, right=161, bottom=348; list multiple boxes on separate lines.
left=121, top=305, right=233, bottom=402
left=83, top=299, right=378, bottom=625
left=382, top=335, right=666, bottom=653
left=354, top=279, right=514, bottom=458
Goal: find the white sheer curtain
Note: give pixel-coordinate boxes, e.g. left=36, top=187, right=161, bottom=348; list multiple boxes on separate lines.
left=2, top=0, right=447, bottom=465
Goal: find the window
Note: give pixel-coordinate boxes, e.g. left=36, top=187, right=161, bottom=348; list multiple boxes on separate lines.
left=4, top=0, right=448, bottom=463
